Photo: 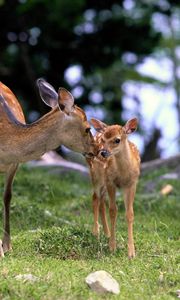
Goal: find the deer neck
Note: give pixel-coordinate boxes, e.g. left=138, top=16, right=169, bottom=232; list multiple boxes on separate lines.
left=114, top=139, right=132, bottom=170
left=2, top=108, right=69, bottom=163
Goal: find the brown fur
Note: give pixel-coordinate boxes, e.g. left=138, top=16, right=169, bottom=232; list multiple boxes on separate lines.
left=0, top=82, right=25, bottom=123
left=104, top=125, right=121, bottom=139
left=87, top=118, right=140, bottom=258
left=0, top=81, right=96, bottom=257
left=74, top=105, right=87, bottom=121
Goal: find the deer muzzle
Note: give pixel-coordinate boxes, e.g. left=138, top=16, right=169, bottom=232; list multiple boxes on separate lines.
left=100, top=149, right=111, bottom=158
left=83, top=152, right=95, bottom=158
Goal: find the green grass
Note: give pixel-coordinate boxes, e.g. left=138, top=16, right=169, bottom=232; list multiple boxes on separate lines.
left=0, top=165, right=179, bottom=299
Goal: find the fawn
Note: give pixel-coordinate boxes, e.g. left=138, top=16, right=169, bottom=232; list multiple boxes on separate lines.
left=0, top=79, right=96, bottom=257
left=87, top=118, right=140, bottom=258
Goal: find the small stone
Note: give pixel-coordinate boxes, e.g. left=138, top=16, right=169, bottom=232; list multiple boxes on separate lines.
left=0, top=240, right=4, bottom=258
left=160, top=184, right=173, bottom=195
left=15, top=274, right=39, bottom=283
left=85, top=270, right=120, bottom=295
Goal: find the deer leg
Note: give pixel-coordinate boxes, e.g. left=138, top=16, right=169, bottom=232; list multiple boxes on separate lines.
left=2, top=164, right=18, bottom=253
left=107, top=184, right=117, bottom=252
left=92, top=192, right=100, bottom=237
left=123, top=184, right=136, bottom=259
left=99, top=192, right=110, bottom=238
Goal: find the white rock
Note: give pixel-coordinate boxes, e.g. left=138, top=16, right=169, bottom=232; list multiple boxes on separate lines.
left=15, top=274, right=39, bottom=283
left=85, top=270, right=120, bottom=295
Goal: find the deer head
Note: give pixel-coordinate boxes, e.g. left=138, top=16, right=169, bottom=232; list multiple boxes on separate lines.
left=37, top=79, right=95, bottom=157
left=0, top=80, right=96, bottom=161
left=90, top=118, right=138, bottom=157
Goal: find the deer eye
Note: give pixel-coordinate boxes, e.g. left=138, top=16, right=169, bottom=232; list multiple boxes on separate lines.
left=85, top=127, right=91, bottom=133
left=114, top=138, right=120, bottom=144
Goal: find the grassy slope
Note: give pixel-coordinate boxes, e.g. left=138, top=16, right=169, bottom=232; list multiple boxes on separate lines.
left=0, top=165, right=179, bottom=300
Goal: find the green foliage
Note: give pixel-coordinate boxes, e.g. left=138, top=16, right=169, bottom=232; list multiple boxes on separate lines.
left=35, top=226, right=109, bottom=260
left=0, top=0, right=162, bottom=119
left=0, top=165, right=179, bottom=299
left=1, top=0, right=180, bottom=158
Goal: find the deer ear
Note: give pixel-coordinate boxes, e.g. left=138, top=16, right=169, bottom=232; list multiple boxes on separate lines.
left=124, top=118, right=138, bottom=134
left=37, top=78, right=58, bottom=108
left=90, top=118, right=107, bottom=132
left=58, top=88, right=74, bottom=114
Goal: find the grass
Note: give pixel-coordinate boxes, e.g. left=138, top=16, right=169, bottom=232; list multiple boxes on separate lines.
left=0, top=165, right=179, bottom=299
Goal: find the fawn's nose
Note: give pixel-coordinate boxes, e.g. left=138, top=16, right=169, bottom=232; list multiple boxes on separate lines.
left=83, top=152, right=94, bottom=158
left=100, top=150, right=110, bottom=158
left=87, top=152, right=94, bottom=158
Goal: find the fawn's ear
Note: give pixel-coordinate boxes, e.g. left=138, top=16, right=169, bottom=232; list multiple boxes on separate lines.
left=58, top=88, right=74, bottom=114
left=124, top=118, right=138, bottom=134
left=37, top=78, right=58, bottom=108
left=90, top=118, right=108, bottom=132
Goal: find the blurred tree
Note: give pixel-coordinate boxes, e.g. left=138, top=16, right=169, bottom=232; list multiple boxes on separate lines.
left=0, top=0, right=179, bottom=160
left=0, top=0, right=160, bottom=118
left=156, top=0, right=180, bottom=147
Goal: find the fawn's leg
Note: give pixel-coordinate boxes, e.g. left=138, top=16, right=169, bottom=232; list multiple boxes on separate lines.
left=107, top=184, right=117, bottom=251
left=99, top=188, right=110, bottom=237
left=123, top=184, right=136, bottom=259
left=99, top=200, right=110, bottom=237
left=2, top=164, right=18, bottom=253
left=92, top=192, right=100, bottom=236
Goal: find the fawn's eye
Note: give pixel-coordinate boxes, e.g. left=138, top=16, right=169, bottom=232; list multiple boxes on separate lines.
left=85, top=127, right=91, bottom=133
left=114, top=138, right=120, bottom=144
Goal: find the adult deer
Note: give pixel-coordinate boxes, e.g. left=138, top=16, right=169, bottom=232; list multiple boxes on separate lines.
left=0, top=79, right=95, bottom=257
left=87, top=118, right=140, bottom=258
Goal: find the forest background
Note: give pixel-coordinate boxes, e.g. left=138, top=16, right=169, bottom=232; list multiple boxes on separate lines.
left=0, top=0, right=180, bottom=161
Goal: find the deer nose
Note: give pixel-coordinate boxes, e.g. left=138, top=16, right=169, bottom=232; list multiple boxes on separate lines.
left=83, top=152, right=94, bottom=158
left=87, top=152, right=94, bottom=158
left=100, top=150, right=110, bottom=158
